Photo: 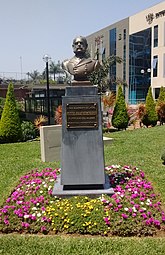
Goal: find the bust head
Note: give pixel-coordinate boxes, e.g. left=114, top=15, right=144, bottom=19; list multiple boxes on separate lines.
left=72, top=36, right=88, bottom=57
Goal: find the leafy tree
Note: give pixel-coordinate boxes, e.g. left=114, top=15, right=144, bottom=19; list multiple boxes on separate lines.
left=0, top=83, right=22, bottom=143
left=142, top=87, right=158, bottom=127
left=112, top=85, right=129, bottom=130
left=88, top=55, right=123, bottom=93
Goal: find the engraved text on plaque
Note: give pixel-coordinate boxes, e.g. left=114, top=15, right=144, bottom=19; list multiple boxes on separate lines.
left=66, top=103, right=98, bottom=129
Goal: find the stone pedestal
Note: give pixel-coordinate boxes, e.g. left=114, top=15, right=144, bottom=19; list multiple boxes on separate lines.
left=53, top=86, right=114, bottom=196
left=62, top=86, right=105, bottom=187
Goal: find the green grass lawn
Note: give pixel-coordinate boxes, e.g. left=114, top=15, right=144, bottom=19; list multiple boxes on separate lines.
left=105, top=125, right=165, bottom=203
left=0, top=125, right=165, bottom=254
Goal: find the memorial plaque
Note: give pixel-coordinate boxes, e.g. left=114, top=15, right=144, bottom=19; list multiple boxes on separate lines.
left=66, top=102, right=98, bottom=129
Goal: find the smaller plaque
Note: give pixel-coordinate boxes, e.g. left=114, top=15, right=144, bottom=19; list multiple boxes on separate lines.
left=66, top=102, right=98, bottom=129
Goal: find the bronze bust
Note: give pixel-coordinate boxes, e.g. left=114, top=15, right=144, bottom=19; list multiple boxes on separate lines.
left=62, top=36, right=100, bottom=85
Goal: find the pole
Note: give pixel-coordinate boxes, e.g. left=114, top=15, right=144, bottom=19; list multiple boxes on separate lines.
left=46, top=61, right=50, bottom=125
left=20, top=56, right=23, bottom=80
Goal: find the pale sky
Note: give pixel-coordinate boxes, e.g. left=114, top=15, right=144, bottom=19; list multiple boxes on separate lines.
left=0, top=0, right=164, bottom=79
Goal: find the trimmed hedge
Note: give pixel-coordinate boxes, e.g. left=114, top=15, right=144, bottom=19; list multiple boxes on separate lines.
left=0, top=83, right=22, bottom=143
left=112, top=85, right=129, bottom=130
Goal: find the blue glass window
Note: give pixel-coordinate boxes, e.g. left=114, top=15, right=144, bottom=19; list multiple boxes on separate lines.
left=129, top=28, right=151, bottom=104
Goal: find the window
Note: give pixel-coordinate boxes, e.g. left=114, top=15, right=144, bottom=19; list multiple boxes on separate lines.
left=110, top=28, right=116, bottom=55
left=154, top=25, right=158, bottom=47
left=109, top=28, right=117, bottom=92
left=123, top=29, right=126, bottom=40
left=129, top=28, right=151, bottom=104
left=153, top=55, right=158, bottom=77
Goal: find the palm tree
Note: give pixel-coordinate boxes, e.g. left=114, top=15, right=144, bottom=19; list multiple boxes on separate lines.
left=49, top=61, right=64, bottom=81
left=28, top=70, right=41, bottom=82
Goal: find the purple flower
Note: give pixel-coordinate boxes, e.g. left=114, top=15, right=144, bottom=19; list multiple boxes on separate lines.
left=104, top=217, right=110, bottom=225
left=121, top=213, right=128, bottom=219
left=145, top=219, right=151, bottom=225
left=4, top=219, right=9, bottom=225
left=22, top=222, right=30, bottom=228
left=6, top=198, right=11, bottom=203
left=141, top=213, right=147, bottom=219
left=154, top=220, right=160, bottom=226
left=140, top=171, right=145, bottom=178
left=41, top=226, right=47, bottom=232
left=162, top=215, right=165, bottom=222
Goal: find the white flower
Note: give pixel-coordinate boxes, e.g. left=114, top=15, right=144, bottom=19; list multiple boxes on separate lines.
left=32, top=213, right=36, bottom=217
left=24, top=214, right=29, bottom=219
left=50, top=201, right=54, bottom=204
left=32, top=207, right=37, bottom=211
left=142, top=207, right=146, bottom=211
left=124, top=208, right=129, bottom=211
left=132, top=207, right=137, bottom=212
left=125, top=177, right=129, bottom=180
left=140, top=202, right=144, bottom=205
left=147, top=199, right=151, bottom=203
left=36, top=203, right=40, bottom=206
left=48, top=186, right=52, bottom=190
left=37, top=212, right=41, bottom=217
left=49, top=179, right=54, bottom=182
left=42, top=181, right=45, bottom=184
left=43, top=184, right=47, bottom=188
left=40, top=190, right=43, bottom=194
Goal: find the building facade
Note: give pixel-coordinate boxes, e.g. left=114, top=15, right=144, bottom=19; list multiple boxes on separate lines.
left=86, top=1, right=165, bottom=104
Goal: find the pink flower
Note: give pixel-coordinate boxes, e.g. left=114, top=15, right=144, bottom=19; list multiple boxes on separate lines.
left=141, top=213, right=147, bottom=219
left=41, top=226, right=47, bottom=232
left=121, top=213, right=128, bottom=219
left=4, top=219, right=9, bottom=225
left=22, top=222, right=30, bottom=228
left=154, top=220, right=160, bottom=226
left=162, top=215, right=165, bottom=222
left=6, top=198, right=11, bottom=203
left=140, top=171, right=145, bottom=178
left=104, top=217, right=110, bottom=225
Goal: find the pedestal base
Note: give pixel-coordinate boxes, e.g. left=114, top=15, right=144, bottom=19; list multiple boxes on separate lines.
left=52, top=174, right=114, bottom=197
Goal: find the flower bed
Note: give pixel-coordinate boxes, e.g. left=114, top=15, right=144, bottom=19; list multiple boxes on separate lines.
left=0, top=166, right=165, bottom=236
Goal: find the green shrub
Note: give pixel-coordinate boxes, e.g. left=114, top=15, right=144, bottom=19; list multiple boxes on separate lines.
left=0, top=83, right=22, bottom=143
left=112, top=85, right=129, bottom=130
left=0, top=97, right=5, bottom=119
left=161, top=148, right=165, bottom=164
left=21, top=121, right=36, bottom=142
left=156, top=87, right=165, bottom=124
left=157, top=86, right=165, bottom=104
left=142, top=87, right=158, bottom=127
